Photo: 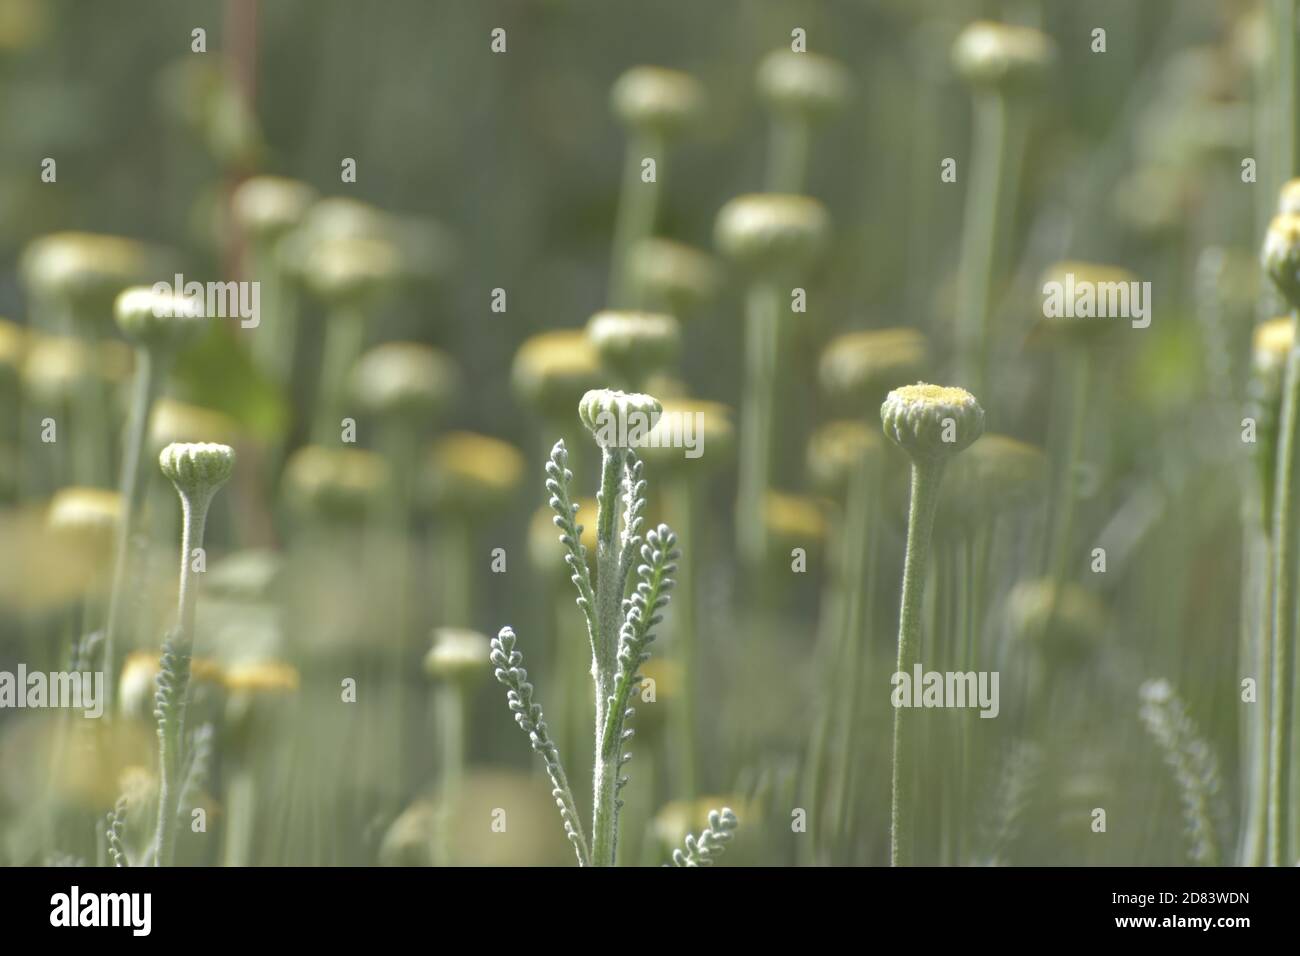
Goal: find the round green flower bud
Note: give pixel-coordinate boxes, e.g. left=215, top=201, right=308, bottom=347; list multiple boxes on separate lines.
left=636, top=397, right=735, bottom=473
left=20, top=232, right=156, bottom=319
left=1037, top=260, right=1138, bottom=345
left=282, top=445, right=388, bottom=521
left=586, top=310, right=681, bottom=381
left=350, top=341, right=459, bottom=423
left=756, top=50, right=852, bottom=120
left=22, top=335, right=132, bottom=401
left=806, top=420, right=882, bottom=496
left=952, top=20, right=1055, bottom=93
left=424, top=627, right=491, bottom=683
left=46, top=487, right=121, bottom=559
left=424, top=431, right=526, bottom=517
left=880, top=383, right=985, bottom=463
left=626, top=238, right=720, bottom=317
left=114, top=286, right=206, bottom=352
left=578, top=388, right=662, bottom=449
left=610, top=66, right=705, bottom=137
left=1263, top=213, right=1300, bottom=307
left=300, top=236, right=402, bottom=311
left=511, top=330, right=604, bottom=419
left=159, top=441, right=235, bottom=498
left=818, top=327, right=929, bottom=410
left=231, top=175, right=317, bottom=240
left=714, top=193, right=830, bottom=276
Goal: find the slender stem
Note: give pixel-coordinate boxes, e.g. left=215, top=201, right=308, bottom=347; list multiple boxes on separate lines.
left=1241, top=518, right=1271, bottom=865
left=891, top=459, right=946, bottom=867
left=103, top=347, right=165, bottom=716
left=736, top=281, right=780, bottom=572
left=609, top=131, right=664, bottom=308
left=153, top=489, right=212, bottom=866
left=956, top=92, right=1012, bottom=399
left=435, top=681, right=465, bottom=864
left=312, top=308, right=365, bottom=445
left=436, top=518, right=473, bottom=626
left=1269, top=310, right=1300, bottom=864
left=766, top=114, right=811, bottom=194
left=1276, top=0, right=1300, bottom=193
left=1043, top=350, right=1091, bottom=630
left=590, top=446, right=626, bottom=866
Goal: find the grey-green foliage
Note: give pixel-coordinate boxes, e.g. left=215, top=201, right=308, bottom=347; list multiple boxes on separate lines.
left=106, top=797, right=129, bottom=868
left=1138, top=679, right=1224, bottom=866
left=669, top=808, right=739, bottom=866
left=975, top=739, right=1040, bottom=866
left=491, top=438, right=736, bottom=866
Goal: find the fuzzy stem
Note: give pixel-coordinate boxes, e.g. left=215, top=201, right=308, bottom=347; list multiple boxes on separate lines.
left=766, top=115, right=811, bottom=194
left=736, top=280, right=781, bottom=572
left=609, top=130, right=664, bottom=308
left=891, top=458, right=945, bottom=867
left=591, top=446, right=627, bottom=866
left=1043, top=349, right=1091, bottom=629
left=103, top=346, right=165, bottom=716
left=1269, top=309, right=1300, bottom=864
left=153, top=489, right=212, bottom=866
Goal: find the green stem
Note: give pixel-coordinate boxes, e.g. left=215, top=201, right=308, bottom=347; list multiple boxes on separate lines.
left=436, top=518, right=473, bottom=626
left=766, top=115, right=811, bottom=194
left=312, top=308, right=365, bottom=445
left=736, top=281, right=780, bottom=572
left=153, top=488, right=212, bottom=866
left=103, top=347, right=166, bottom=716
left=435, top=681, right=466, bottom=864
left=890, top=458, right=946, bottom=867
left=590, top=446, right=627, bottom=866
left=956, top=92, right=1013, bottom=400
left=609, top=131, right=664, bottom=308
left=1044, top=349, right=1092, bottom=630
left=1270, top=310, right=1300, bottom=864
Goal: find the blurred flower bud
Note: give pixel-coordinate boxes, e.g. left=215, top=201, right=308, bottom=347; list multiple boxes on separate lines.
left=610, top=66, right=705, bottom=137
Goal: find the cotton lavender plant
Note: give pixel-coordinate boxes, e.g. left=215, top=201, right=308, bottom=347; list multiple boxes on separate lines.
left=490, top=388, right=737, bottom=866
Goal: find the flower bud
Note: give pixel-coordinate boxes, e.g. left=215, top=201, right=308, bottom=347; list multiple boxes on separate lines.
left=818, top=327, right=929, bottom=411
left=424, top=627, right=491, bottom=683
left=424, top=431, right=526, bottom=517
left=147, top=398, right=239, bottom=456
left=610, top=66, right=705, bottom=137
left=114, top=286, right=205, bottom=352
left=158, top=441, right=235, bottom=499
left=578, top=388, right=663, bottom=449
left=511, top=330, right=604, bottom=420
left=231, top=175, right=317, bottom=240
left=1263, top=212, right=1300, bottom=307
left=952, top=21, right=1055, bottom=93
left=714, top=193, right=830, bottom=276
left=756, top=50, right=852, bottom=120
left=350, top=341, right=458, bottom=423
left=1006, top=578, right=1108, bottom=664
left=20, top=232, right=156, bottom=319
left=586, top=310, right=681, bottom=382
left=636, top=398, right=735, bottom=474
left=880, top=383, right=984, bottom=463
left=626, top=238, right=720, bottom=317
left=282, top=445, right=388, bottom=521
left=300, top=235, right=402, bottom=311
left=806, top=420, right=882, bottom=496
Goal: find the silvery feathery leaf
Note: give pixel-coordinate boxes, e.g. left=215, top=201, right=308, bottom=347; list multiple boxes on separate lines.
left=489, top=626, right=591, bottom=866
left=669, top=808, right=739, bottom=867
left=545, top=440, right=598, bottom=657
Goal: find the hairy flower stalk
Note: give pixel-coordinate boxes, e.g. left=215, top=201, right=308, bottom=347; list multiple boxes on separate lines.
left=1262, top=210, right=1300, bottom=864
left=103, top=288, right=205, bottom=717
left=952, top=22, right=1054, bottom=400
left=881, top=384, right=984, bottom=866
left=425, top=628, right=489, bottom=863
left=715, top=193, right=830, bottom=571
left=153, top=442, right=234, bottom=866
left=757, top=50, right=852, bottom=193
left=608, top=67, right=704, bottom=307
